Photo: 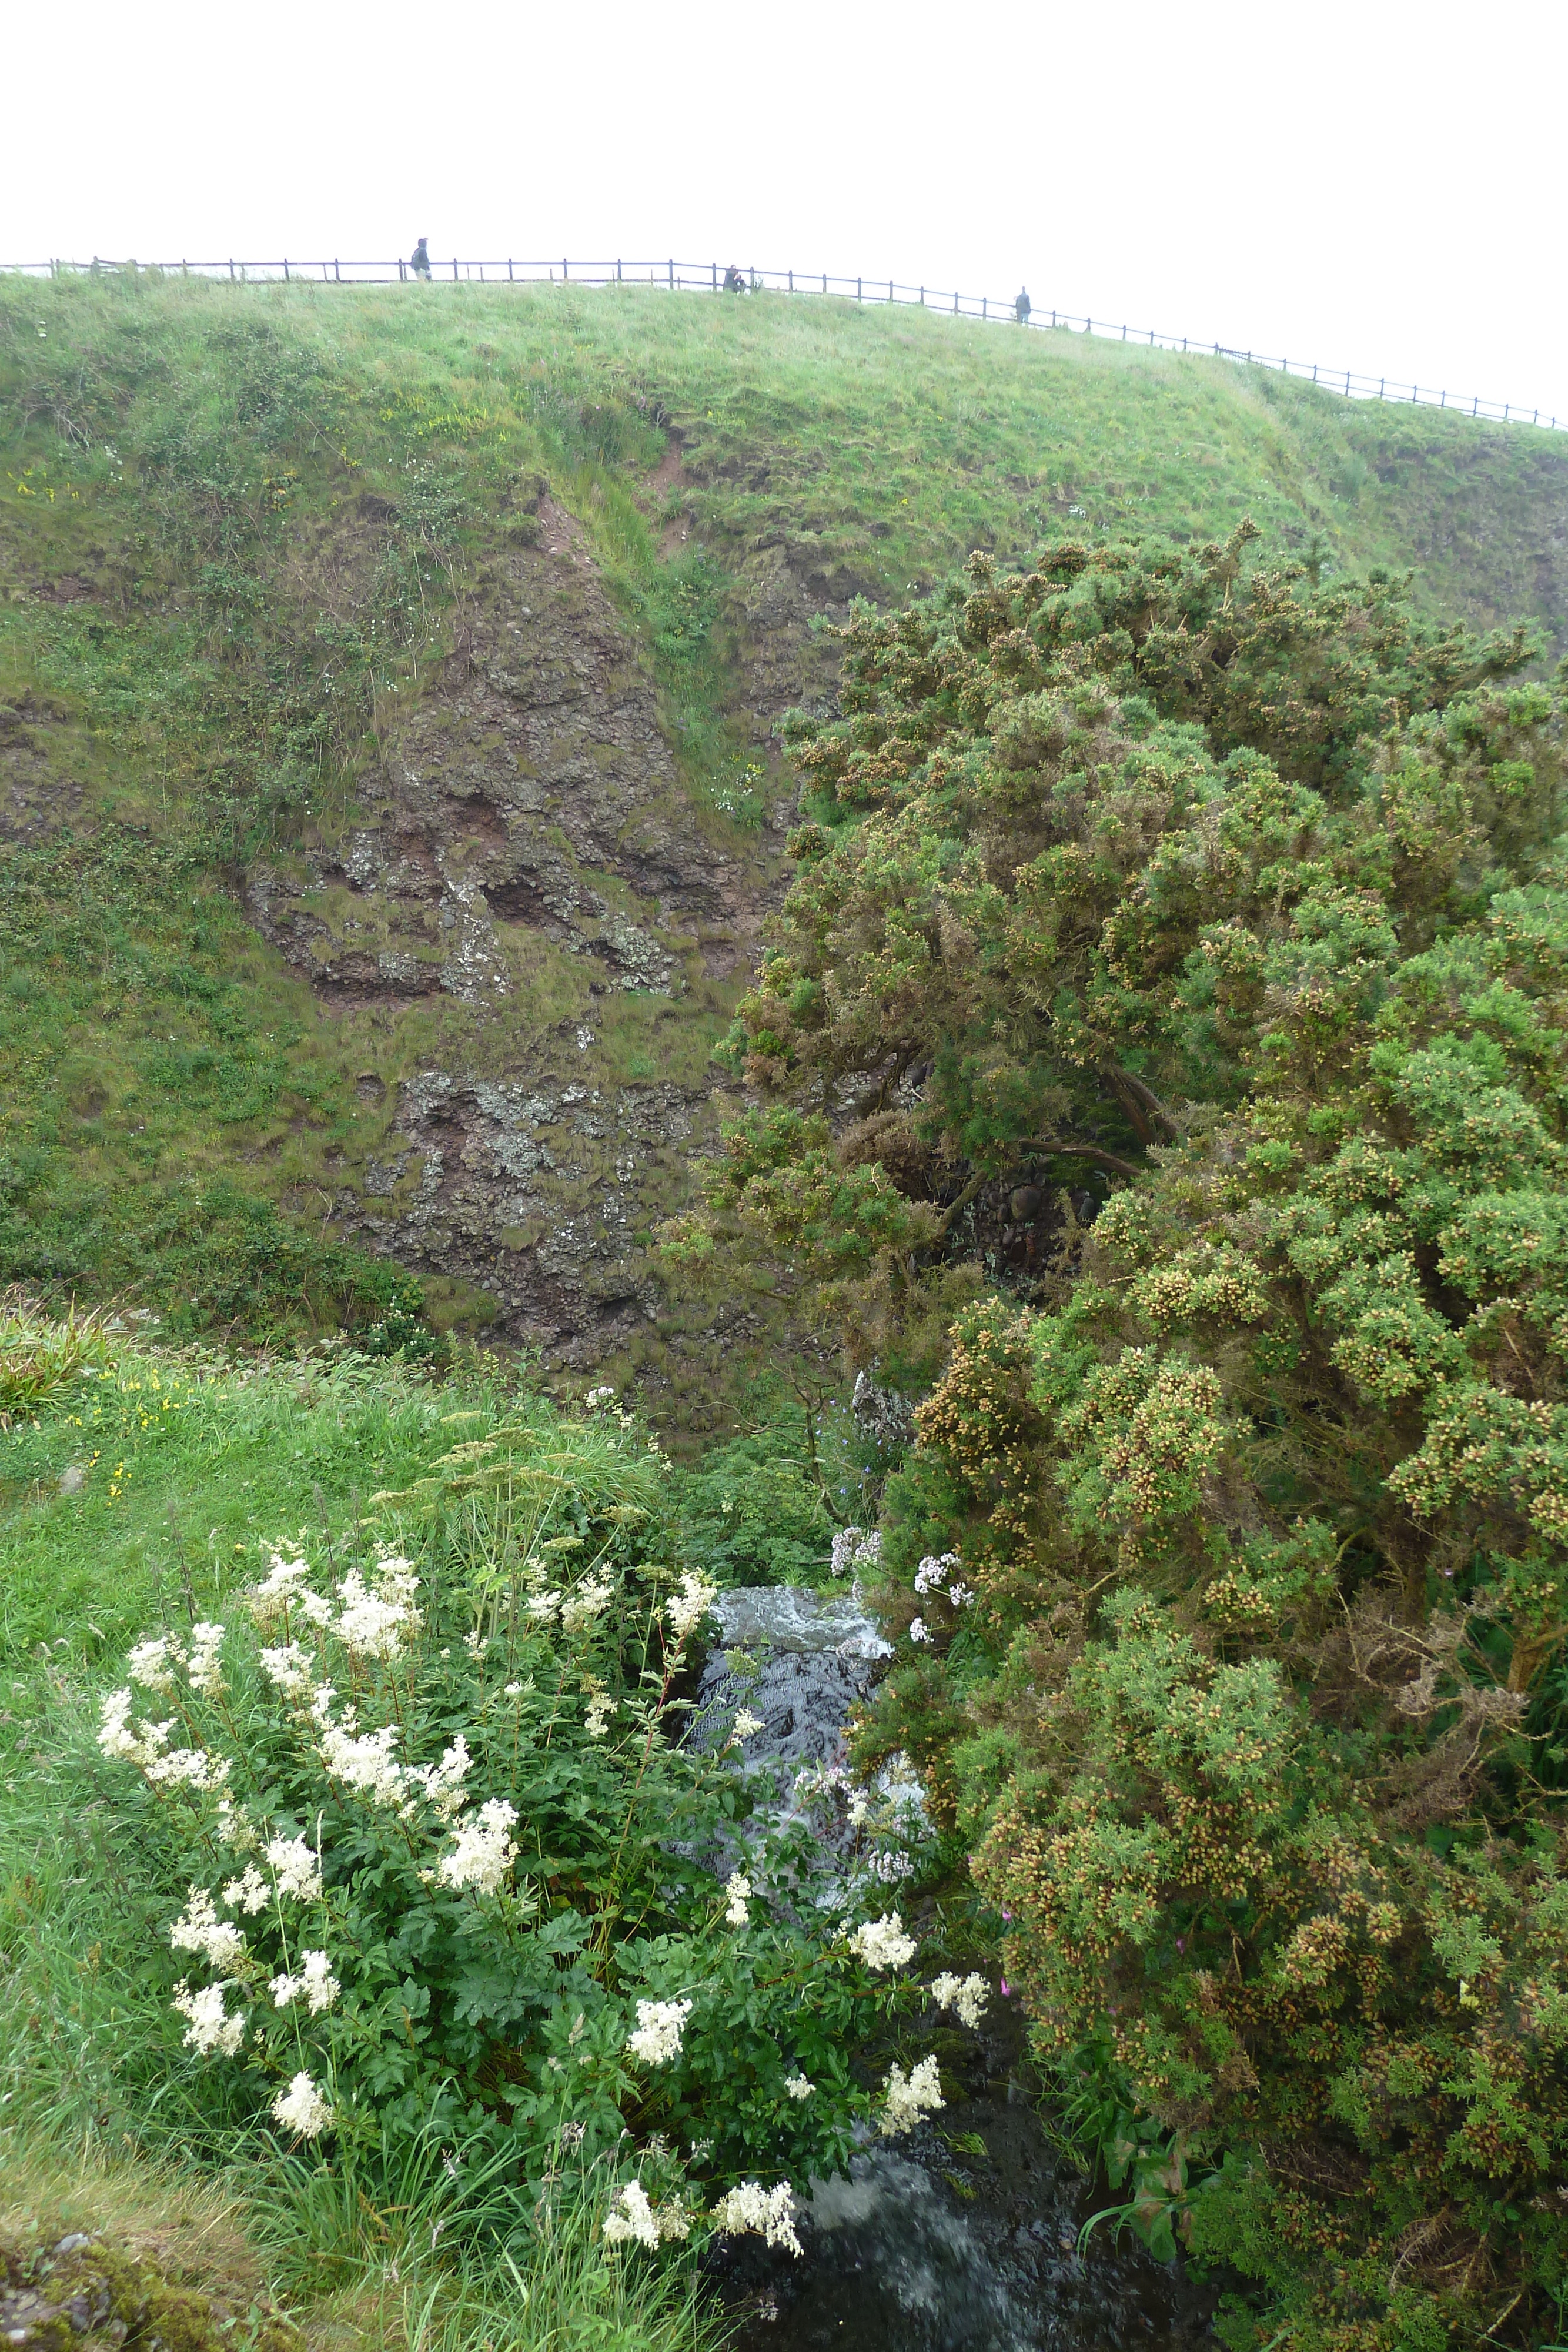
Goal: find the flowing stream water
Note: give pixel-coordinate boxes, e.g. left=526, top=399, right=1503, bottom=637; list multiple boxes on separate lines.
left=691, top=1588, right=1219, bottom=2352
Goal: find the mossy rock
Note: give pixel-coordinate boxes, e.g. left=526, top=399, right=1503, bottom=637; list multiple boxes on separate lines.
left=0, top=2234, right=303, bottom=2352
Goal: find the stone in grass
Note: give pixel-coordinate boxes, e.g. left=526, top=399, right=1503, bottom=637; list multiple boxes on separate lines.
left=0, top=2232, right=303, bottom=2352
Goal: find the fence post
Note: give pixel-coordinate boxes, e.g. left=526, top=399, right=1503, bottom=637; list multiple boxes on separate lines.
left=888, top=278, right=893, bottom=303
left=1504, top=403, right=1510, bottom=420
left=1473, top=396, right=1478, bottom=416
left=283, top=258, right=290, bottom=279
left=711, top=262, right=717, bottom=290
left=953, top=289, right=958, bottom=313
left=335, top=258, right=340, bottom=281
left=668, top=258, right=673, bottom=288
left=399, top=258, right=406, bottom=281
left=823, top=272, right=827, bottom=293
left=787, top=268, right=793, bottom=291
left=229, top=258, right=235, bottom=280
left=563, top=258, right=569, bottom=280
left=857, top=276, right=862, bottom=301
left=920, top=285, right=924, bottom=306
left=617, top=258, right=622, bottom=281
left=1379, top=378, right=1384, bottom=398
left=1122, top=323, right=1126, bottom=340
left=982, top=295, right=987, bottom=319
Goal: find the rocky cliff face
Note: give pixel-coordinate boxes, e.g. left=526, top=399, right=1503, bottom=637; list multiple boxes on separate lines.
left=245, top=481, right=818, bottom=1405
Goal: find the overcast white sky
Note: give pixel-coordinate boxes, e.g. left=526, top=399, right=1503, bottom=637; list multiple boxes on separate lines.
left=6, top=0, right=1566, bottom=420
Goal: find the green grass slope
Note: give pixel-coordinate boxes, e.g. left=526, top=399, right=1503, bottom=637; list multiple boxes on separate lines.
left=1, top=275, right=1563, bottom=1374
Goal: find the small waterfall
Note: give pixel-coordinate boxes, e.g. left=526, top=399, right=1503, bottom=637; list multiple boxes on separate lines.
left=696, top=1588, right=1218, bottom=2350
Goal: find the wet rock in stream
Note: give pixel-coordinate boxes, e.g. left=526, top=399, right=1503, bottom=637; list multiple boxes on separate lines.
left=696, top=1588, right=1218, bottom=2351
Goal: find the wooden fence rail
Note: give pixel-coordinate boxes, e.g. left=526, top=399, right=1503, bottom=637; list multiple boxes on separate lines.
left=2, top=255, right=1559, bottom=431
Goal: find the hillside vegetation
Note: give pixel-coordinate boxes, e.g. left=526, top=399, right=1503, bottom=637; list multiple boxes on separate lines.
left=1, top=276, right=1564, bottom=1409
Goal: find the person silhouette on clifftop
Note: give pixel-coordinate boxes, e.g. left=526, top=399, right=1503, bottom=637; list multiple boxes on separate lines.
left=1015, top=285, right=1031, bottom=324
left=410, top=238, right=432, bottom=280
left=721, top=262, right=747, bottom=294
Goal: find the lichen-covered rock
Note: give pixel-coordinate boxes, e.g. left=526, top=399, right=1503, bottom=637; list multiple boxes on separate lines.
left=0, top=2234, right=301, bottom=2352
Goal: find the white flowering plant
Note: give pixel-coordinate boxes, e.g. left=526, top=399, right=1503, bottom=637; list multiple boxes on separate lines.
left=88, top=1409, right=982, bottom=2250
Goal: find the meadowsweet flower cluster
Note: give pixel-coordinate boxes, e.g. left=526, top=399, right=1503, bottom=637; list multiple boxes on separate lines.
left=437, top=1799, right=519, bottom=1895
left=881, top=2054, right=945, bottom=2134
left=93, top=1495, right=948, bottom=2230
left=333, top=1559, right=422, bottom=1659
left=666, top=1570, right=718, bottom=1646
left=712, top=2181, right=804, bottom=2256
left=265, top=1833, right=323, bottom=1902
left=173, top=1979, right=245, bottom=2057
left=931, top=1971, right=989, bottom=2029
left=270, top=1949, right=340, bottom=2014
left=272, top=2071, right=332, bottom=2138
left=627, top=1997, right=692, bottom=2066
left=850, top=1912, right=918, bottom=1971
left=602, top=2181, right=693, bottom=2247
left=169, top=1887, right=248, bottom=1970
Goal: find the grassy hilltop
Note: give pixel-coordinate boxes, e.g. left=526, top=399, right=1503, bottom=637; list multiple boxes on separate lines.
left=1, top=274, right=1564, bottom=1395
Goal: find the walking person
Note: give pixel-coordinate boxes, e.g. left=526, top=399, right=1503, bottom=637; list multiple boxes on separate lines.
left=410, top=237, right=432, bottom=281
left=1015, top=285, right=1031, bottom=325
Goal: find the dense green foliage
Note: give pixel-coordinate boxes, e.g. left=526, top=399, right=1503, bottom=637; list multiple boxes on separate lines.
left=700, top=529, right=1568, bottom=2347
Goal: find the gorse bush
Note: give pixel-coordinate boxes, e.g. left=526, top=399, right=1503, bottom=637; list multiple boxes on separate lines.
left=678, top=527, right=1568, bottom=2347
left=83, top=1391, right=986, bottom=2260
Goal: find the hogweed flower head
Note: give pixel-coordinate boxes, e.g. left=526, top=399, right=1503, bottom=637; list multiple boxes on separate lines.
left=272, top=2070, right=332, bottom=2138
left=850, top=1912, right=917, bottom=1972
left=626, top=1996, right=691, bottom=2066
left=711, top=2181, right=803, bottom=2257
